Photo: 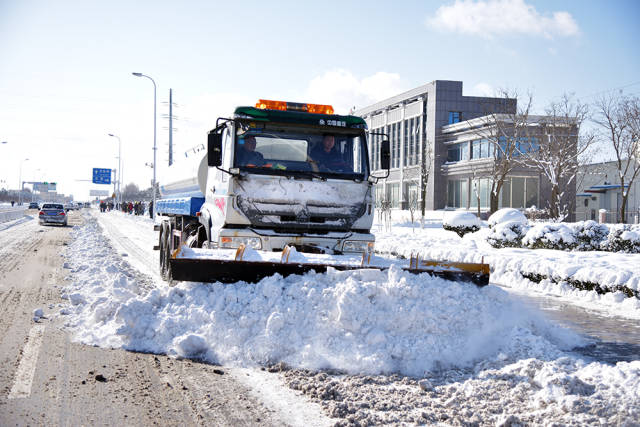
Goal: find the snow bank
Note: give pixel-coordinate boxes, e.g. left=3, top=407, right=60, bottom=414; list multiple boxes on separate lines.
left=61, top=216, right=583, bottom=377
left=442, top=211, right=481, bottom=228
left=374, top=223, right=640, bottom=318
left=523, top=223, right=577, bottom=250
left=488, top=208, right=528, bottom=228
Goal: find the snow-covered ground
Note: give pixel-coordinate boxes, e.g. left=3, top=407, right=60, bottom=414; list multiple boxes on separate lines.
left=373, top=217, right=640, bottom=320
left=49, top=209, right=640, bottom=424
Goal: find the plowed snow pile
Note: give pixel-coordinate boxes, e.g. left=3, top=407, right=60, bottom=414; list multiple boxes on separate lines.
left=61, top=217, right=578, bottom=376
left=58, top=214, right=640, bottom=424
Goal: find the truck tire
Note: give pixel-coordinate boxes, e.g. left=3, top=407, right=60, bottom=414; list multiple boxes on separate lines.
left=160, top=222, right=174, bottom=284
left=159, top=223, right=166, bottom=273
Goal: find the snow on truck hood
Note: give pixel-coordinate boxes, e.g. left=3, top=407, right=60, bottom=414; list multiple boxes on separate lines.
left=234, top=174, right=371, bottom=207
left=233, top=175, right=372, bottom=231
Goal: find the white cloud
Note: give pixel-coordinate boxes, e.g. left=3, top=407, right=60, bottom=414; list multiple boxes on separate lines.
left=426, top=0, right=580, bottom=39
left=305, top=70, right=406, bottom=114
left=470, top=82, right=494, bottom=96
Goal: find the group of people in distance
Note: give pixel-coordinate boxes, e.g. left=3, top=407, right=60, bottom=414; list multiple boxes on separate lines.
left=236, top=134, right=349, bottom=172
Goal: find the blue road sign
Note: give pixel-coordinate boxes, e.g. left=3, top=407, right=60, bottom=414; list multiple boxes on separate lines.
left=92, top=168, right=112, bottom=185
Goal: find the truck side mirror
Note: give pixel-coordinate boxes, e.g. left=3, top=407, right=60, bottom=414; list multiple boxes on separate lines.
left=380, top=140, right=390, bottom=170
left=207, top=132, right=223, bottom=167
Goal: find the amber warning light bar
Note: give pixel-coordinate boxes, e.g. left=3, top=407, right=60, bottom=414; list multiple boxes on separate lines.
left=256, top=99, right=334, bottom=115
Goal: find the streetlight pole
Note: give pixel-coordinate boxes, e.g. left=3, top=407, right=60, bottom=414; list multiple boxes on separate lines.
left=0, top=142, right=7, bottom=192
left=108, top=133, right=122, bottom=207
left=18, top=158, right=29, bottom=205
left=132, top=72, right=157, bottom=221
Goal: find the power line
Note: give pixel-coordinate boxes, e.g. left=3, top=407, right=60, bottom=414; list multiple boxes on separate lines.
left=578, top=81, right=640, bottom=100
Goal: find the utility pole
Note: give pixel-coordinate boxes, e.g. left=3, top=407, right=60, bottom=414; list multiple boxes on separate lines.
left=169, top=88, right=173, bottom=166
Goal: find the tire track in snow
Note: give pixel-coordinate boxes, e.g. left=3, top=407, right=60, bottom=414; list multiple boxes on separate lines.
left=92, top=212, right=159, bottom=278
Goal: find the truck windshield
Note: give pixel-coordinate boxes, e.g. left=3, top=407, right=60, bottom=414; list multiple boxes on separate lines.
left=234, top=127, right=368, bottom=179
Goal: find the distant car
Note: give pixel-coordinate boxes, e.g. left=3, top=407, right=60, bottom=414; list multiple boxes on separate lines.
left=28, top=202, right=40, bottom=210
left=39, top=203, right=67, bottom=226
left=64, top=202, right=74, bottom=211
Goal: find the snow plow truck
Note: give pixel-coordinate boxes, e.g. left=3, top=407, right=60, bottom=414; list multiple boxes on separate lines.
left=154, top=99, right=490, bottom=286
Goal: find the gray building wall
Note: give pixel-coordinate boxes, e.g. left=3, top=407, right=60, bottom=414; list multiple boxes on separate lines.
left=356, top=80, right=515, bottom=210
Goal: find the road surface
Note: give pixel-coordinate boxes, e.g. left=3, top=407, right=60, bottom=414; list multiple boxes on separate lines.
left=1, top=210, right=638, bottom=426
left=0, top=212, right=299, bottom=426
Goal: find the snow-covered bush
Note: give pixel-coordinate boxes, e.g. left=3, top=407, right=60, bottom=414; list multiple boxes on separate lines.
left=522, top=223, right=577, bottom=251
left=486, top=220, right=529, bottom=248
left=442, top=211, right=481, bottom=238
left=571, top=220, right=609, bottom=251
left=488, top=208, right=528, bottom=229
left=601, top=225, right=640, bottom=253
left=524, top=205, right=547, bottom=221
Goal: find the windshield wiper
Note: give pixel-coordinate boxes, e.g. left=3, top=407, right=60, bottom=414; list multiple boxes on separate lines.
left=291, top=171, right=326, bottom=181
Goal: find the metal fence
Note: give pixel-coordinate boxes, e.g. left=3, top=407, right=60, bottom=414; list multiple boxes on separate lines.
left=574, top=210, right=640, bottom=224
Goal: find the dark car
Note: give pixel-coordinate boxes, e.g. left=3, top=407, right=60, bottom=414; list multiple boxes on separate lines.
left=39, top=203, right=67, bottom=226
left=28, top=202, right=40, bottom=210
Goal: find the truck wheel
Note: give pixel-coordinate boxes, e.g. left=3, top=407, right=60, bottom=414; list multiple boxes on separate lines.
left=160, top=222, right=174, bottom=283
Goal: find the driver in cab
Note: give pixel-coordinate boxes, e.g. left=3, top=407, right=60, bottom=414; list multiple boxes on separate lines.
left=310, top=135, right=350, bottom=172
left=237, top=135, right=265, bottom=167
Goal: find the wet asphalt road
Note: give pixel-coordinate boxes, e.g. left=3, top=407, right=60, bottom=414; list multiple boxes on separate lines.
left=510, top=291, right=640, bottom=364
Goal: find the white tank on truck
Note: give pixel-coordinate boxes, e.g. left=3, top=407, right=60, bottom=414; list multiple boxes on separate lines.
left=154, top=99, right=490, bottom=286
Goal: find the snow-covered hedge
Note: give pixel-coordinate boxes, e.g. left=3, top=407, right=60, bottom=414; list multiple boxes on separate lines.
left=442, top=211, right=481, bottom=237
left=521, top=271, right=639, bottom=299
left=601, top=225, right=640, bottom=253
left=488, top=208, right=528, bottom=229
left=571, top=220, right=609, bottom=251
left=482, top=208, right=636, bottom=253
left=522, top=223, right=577, bottom=251
left=486, top=221, right=530, bottom=248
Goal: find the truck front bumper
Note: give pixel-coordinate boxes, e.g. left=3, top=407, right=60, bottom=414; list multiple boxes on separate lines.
left=216, top=228, right=374, bottom=254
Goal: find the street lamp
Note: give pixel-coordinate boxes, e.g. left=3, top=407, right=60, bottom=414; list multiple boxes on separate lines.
left=18, top=158, right=29, bottom=205
left=132, top=72, right=157, bottom=221
left=108, top=133, right=122, bottom=207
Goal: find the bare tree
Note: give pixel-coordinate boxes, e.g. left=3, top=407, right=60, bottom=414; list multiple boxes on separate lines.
left=468, top=90, right=533, bottom=214
left=419, top=138, right=432, bottom=225
left=122, top=183, right=141, bottom=200
left=403, top=185, right=420, bottom=232
left=528, top=94, right=596, bottom=221
left=376, top=193, right=392, bottom=232
left=594, top=94, right=640, bottom=223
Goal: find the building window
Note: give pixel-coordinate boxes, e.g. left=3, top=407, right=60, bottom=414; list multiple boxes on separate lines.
left=470, top=178, right=490, bottom=209
left=403, top=120, right=409, bottom=167
left=499, top=177, right=539, bottom=209
left=471, top=139, right=493, bottom=159
left=387, top=183, right=400, bottom=208
left=395, top=124, right=400, bottom=168
left=389, top=123, right=396, bottom=168
left=447, top=179, right=468, bottom=208
left=375, top=184, right=385, bottom=206
left=446, top=142, right=469, bottom=163
left=405, top=181, right=419, bottom=207
left=448, top=111, right=462, bottom=124
left=525, top=177, right=538, bottom=207
left=497, top=136, right=540, bottom=158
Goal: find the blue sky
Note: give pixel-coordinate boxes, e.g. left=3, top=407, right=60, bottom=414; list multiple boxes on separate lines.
left=1, top=0, right=639, bottom=200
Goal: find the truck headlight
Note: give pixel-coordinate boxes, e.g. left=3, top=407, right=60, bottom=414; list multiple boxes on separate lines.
left=342, top=241, right=374, bottom=253
left=220, top=236, right=262, bottom=249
